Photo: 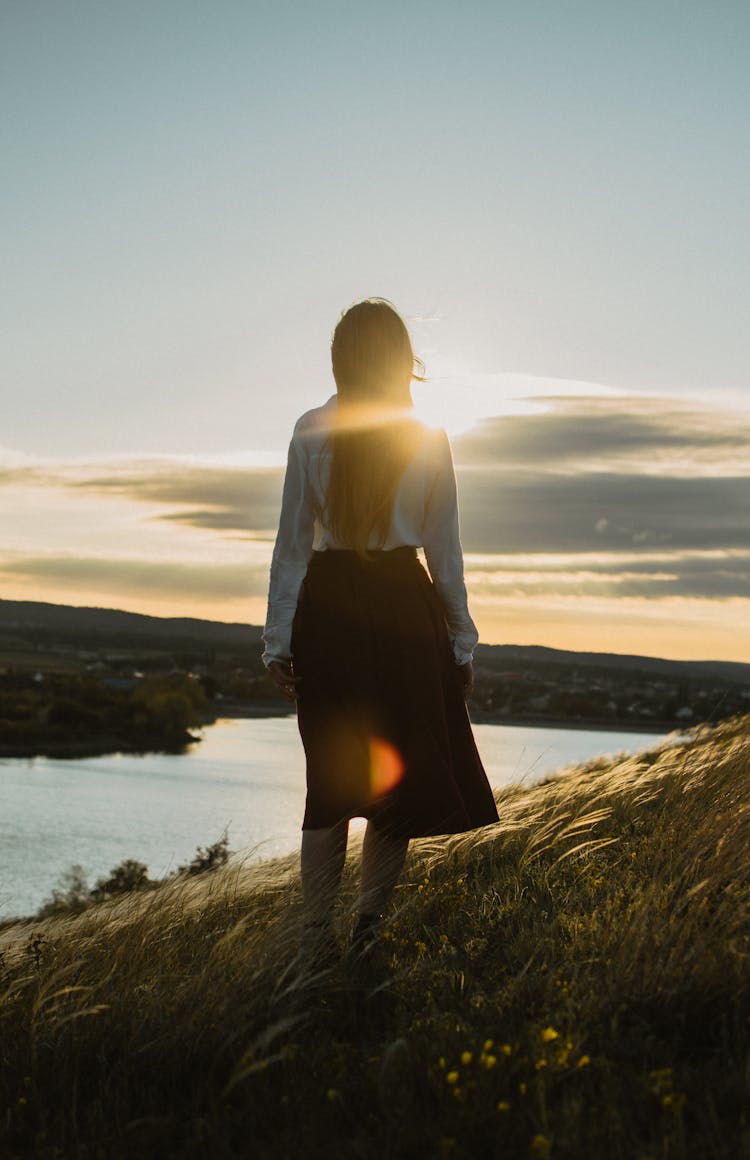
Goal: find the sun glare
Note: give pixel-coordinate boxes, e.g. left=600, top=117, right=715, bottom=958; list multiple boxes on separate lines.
left=411, top=371, right=619, bottom=437
left=411, top=380, right=545, bottom=436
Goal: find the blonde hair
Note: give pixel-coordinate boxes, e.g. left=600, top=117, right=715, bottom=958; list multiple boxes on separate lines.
left=326, top=299, right=425, bottom=552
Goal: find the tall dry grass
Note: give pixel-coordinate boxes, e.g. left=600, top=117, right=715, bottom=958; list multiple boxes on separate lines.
left=1, top=715, right=748, bottom=1158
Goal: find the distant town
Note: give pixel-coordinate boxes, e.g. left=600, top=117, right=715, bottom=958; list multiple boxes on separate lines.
left=1, top=599, right=749, bottom=758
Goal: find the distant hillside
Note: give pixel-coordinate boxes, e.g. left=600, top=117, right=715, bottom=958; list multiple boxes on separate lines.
left=475, top=642, right=750, bottom=685
left=1, top=598, right=748, bottom=685
left=0, top=599, right=261, bottom=652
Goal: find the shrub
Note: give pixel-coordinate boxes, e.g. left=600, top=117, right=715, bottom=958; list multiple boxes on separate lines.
left=178, top=831, right=231, bottom=875
left=36, top=864, right=91, bottom=917
left=91, top=859, right=153, bottom=900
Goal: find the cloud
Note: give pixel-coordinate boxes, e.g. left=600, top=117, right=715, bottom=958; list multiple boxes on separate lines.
left=70, top=464, right=284, bottom=535
left=52, top=400, right=748, bottom=559
left=457, top=471, right=750, bottom=555
left=465, top=550, right=750, bottom=601
left=452, top=397, right=750, bottom=471
left=1, top=555, right=270, bottom=600
left=0, top=465, right=42, bottom=486
left=1, top=395, right=747, bottom=613
left=0, top=447, right=36, bottom=471
left=6, top=545, right=747, bottom=613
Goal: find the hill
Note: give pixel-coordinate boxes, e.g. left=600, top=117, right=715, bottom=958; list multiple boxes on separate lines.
left=2, top=597, right=749, bottom=683
left=476, top=641, right=750, bottom=685
left=2, top=598, right=749, bottom=741
left=1, top=713, right=748, bottom=1157
left=0, top=598, right=261, bottom=652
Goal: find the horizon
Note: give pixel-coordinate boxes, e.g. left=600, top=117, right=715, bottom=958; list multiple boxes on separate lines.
left=2, top=3, right=748, bottom=663
left=3, top=593, right=749, bottom=673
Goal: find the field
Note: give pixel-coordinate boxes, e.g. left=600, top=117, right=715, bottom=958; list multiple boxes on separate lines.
left=1, top=715, right=748, bottom=1158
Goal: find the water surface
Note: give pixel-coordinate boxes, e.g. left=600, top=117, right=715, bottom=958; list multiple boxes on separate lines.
left=0, top=718, right=673, bottom=919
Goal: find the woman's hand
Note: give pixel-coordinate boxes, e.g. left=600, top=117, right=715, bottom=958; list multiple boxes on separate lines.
left=267, top=660, right=299, bottom=702
left=458, top=661, right=474, bottom=698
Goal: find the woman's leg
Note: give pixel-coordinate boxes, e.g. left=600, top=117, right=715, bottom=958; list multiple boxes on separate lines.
left=358, top=820, right=409, bottom=917
left=300, top=820, right=349, bottom=926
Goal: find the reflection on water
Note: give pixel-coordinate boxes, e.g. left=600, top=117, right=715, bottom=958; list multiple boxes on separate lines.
left=0, top=718, right=673, bottom=919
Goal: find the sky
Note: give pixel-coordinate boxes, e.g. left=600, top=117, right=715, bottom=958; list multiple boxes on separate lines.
left=1, top=1, right=748, bottom=661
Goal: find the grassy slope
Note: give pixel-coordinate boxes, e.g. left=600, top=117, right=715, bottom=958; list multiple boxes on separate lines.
left=1, top=716, right=748, bottom=1159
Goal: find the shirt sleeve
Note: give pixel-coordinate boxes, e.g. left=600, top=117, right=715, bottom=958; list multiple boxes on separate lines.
left=421, top=428, right=479, bottom=666
left=261, top=422, right=315, bottom=668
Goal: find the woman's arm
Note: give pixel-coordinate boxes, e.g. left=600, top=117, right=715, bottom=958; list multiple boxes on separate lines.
left=261, top=420, right=315, bottom=671
left=421, top=428, right=479, bottom=668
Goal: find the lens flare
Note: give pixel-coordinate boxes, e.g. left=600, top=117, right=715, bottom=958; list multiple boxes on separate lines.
left=368, top=737, right=405, bottom=798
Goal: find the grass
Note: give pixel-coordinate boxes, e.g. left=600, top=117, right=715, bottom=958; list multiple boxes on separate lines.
left=1, top=715, right=748, bottom=1158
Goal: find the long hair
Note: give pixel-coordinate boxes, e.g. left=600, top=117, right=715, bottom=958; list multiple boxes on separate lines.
left=326, top=299, right=425, bottom=553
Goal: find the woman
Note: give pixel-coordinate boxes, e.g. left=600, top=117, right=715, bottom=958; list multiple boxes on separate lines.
left=262, top=298, right=498, bottom=957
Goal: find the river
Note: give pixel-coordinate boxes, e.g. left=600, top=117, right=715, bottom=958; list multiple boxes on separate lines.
left=0, top=718, right=675, bottom=920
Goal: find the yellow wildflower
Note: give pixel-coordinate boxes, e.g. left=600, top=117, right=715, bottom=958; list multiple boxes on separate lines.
left=446, top=1071, right=459, bottom=1085
left=461, top=1051, right=472, bottom=1065
left=497, top=1100, right=511, bottom=1112
left=530, top=1134, right=551, bottom=1159
left=577, top=1055, right=590, bottom=1069
left=500, top=1043, right=512, bottom=1056
left=483, top=1038, right=494, bottom=1052
left=540, top=1027, right=559, bottom=1043
left=480, top=1054, right=497, bottom=1069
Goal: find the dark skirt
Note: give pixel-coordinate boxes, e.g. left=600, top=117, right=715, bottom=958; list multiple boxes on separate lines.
left=291, top=547, right=499, bottom=839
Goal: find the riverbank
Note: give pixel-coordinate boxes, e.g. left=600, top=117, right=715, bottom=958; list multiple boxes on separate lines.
left=458, top=709, right=678, bottom=733
left=0, top=732, right=201, bottom=761
left=205, top=697, right=682, bottom=734
left=0, top=719, right=674, bottom=922
left=1, top=713, right=747, bottom=1157
left=0, top=700, right=679, bottom=760
left=0, top=671, right=209, bottom=760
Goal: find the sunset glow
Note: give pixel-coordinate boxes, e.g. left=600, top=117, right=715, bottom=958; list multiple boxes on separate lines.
left=1, top=381, right=749, bottom=663
left=411, top=378, right=546, bottom=437
left=1, top=4, right=749, bottom=665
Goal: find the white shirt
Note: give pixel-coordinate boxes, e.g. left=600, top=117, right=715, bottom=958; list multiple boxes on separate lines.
left=261, top=395, right=479, bottom=668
